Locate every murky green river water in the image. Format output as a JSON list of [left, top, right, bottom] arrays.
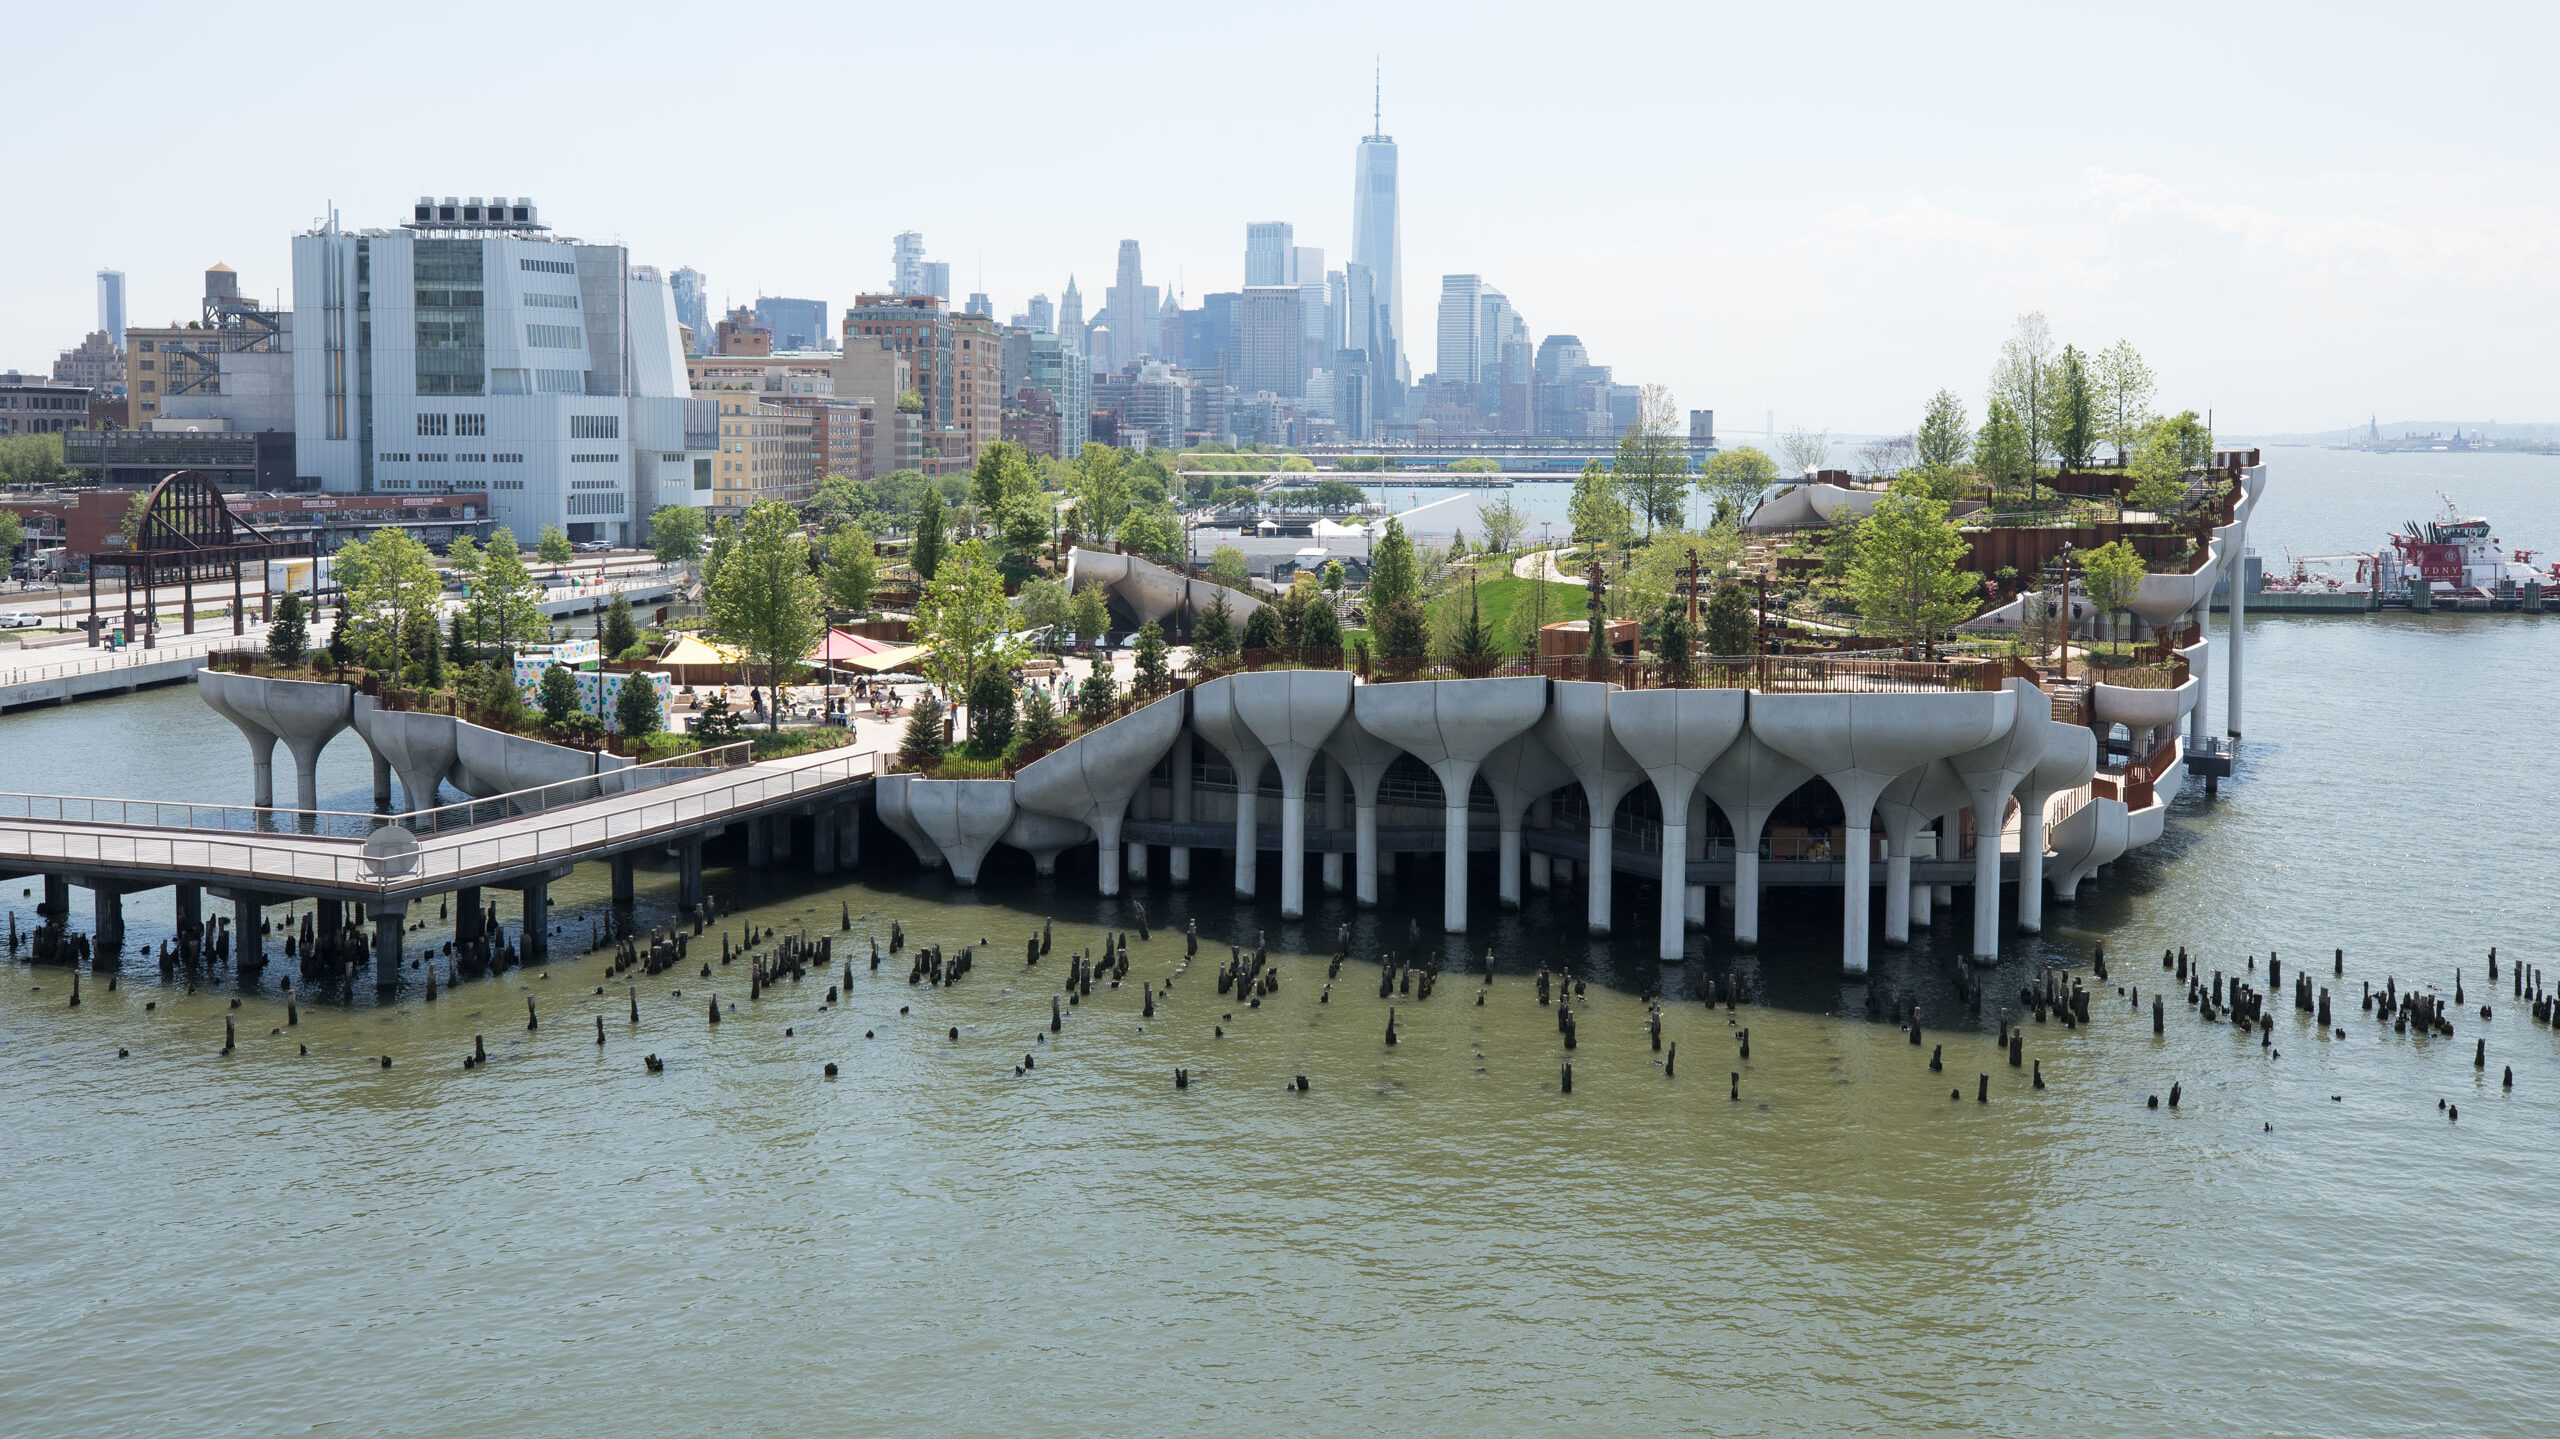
[[5, 447, 2560, 1435]]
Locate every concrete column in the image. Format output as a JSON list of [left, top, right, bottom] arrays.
[[317, 898, 343, 942], [372, 900, 407, 986], [2227, 547, 2247, 738], [1441, 792, 1472, 934], [1168, 730, 1194, 887], [1126, 840, 1150, 882], [1586, 818, 1615, 937], [1528, 851, 1551, 892], [677, 840, 703, 913], [90, 885, 124, 961], [1685, 883, 1706, 929], [244, 730, 278, 809], [2188, 603, 2212, 747], [1971, 803, 2004, 959], [611, 852, 636, 908], [1932, 883, 1953, 908], [1654, 806, 1688, 960], [1279, 765, 1310, 919], [1354, 803, 1379, 906], [1731, 823, 1764, 947], [746, 816, 770, 868], [2016, 799, 2049, 934], [1230, 756, 1262, 899], [520, 881, 549, 957], [1842, 824, 1873, 975], [1912, 876, 1934, 925], [1498, 822, 1524, 909], [1097, 809, 1125, 897], [1321, 756, 1346, 894], [371, 750, 393, 811], [810, 808, 836, 875], [236, 894, 264, 962], [42, 873, 68, 923], [1883, 842, 1912, 945], [772, 813, 793, 862], [837, 807, 860, 869]]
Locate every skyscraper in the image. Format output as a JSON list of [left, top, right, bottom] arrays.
[[754, 296, 830, 351], [1437, 274, 1485, 383], [96, 270, 126, 350], [922, 262, 952, 304], [1245, 222, 1292, 287], [966, 292, 992, 319], [1026, 294, 1055, 334], [1059, 277, 1084, 338], [893, 232, 927, 295], [1352, 76, 1406, 399], [1104, 240, 1149, 371], [669, 267, 709, 354]]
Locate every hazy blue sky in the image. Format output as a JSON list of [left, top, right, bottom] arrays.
[[10, 0, 2553, 435]]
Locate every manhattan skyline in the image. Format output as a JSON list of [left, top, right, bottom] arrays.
[[5, 1, 2555, 435]]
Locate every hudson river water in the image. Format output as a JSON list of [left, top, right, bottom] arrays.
[[6, 447, 2560, 1436]]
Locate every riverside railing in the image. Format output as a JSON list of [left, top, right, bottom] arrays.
[[0, 747, 890, 894]]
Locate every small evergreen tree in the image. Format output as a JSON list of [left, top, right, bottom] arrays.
[[965, 667, 1016, 755], [1195, 591, 1237, 659], [1704, 580, 1756, 658], [900, 691, 946, 761], [1240, 603, 1282, 652], [692, 691, 740, 743], [1076, 666, 1119, 724], [447, 610, 469, 665], [266, 591, 308, 667], [1298, 592, 1343, 657], [1132, 621, 1171, 698], [613, 675, 662, 740], [1020, 686, 1066, 747], [603, 594, 639, 658], [1448, 529, 1469, 558], [1374, 595, 1429, 663], [1649, 597, 1695, 687], [1444, 580, 1502, 677], [538, 663, 580, 728], [1584, 552, 1615, 675]]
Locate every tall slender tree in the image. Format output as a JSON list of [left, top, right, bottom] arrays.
[[705, 501, 823, 732]]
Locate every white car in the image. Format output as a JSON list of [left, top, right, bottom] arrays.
[[0, 611, 41, 629]]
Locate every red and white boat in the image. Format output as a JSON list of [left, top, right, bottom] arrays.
[[2265, 496, 2558, 598]]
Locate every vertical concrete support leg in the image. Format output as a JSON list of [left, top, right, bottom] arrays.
[[1655, 818, 1687, 961], [1168, 730, 1194, 887], [746, 816, 770, 868], [1126, 840, 1150, 882], [772, 814, 793, 862], [1442, 799, 1471, 934], [372, 901, 407, 987], [1278, 771, 1309, 920], [2016, 802, 2048, 934], [237, 894, 264, 962], [812, 808, 838, 876], [42, 873, 69, 923], [1732, 832, 1761, 947], [1231, 759, 1261, 900], [1321, 756, 1346, 894], [371, 750, 393, 811], [1586, 822, 1615, 937], [1912, 878, 1933, 925], [677, 841, 703, 913], [244, 730, 278, 810], [288, 740, 329, 818], [1972, 812, 2004, 959], [1097, 811, 1125, 898], [1498, 823, 1523, 909], [1883, 846, 1912, 946], [837, 807, 859, 869], [2227, 554, 2247, 739], [520, 881, 549, 958], [1841, 824, 1873, 975], [611, 853, 636, 909], [1932, 883, 1953, 909], [457, 885, 485, 944], [2188, 600, 2212, 745], [1353, 803, 1379, 907], [1528, 851, 1552, 892], [91, 885, 125, 961]]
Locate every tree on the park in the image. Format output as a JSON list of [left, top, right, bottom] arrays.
[[704, 501, 822, 732], [1848, 492, 1978, 654]]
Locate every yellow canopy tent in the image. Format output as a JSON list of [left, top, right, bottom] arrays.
[[843, 642, 930, 674], [657, 635, 750, 685]]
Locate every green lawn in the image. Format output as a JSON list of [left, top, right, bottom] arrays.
[[1430, 573, 1585, 637]]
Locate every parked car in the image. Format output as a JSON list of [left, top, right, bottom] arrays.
[[0, 611, 43, 629], [575, 540, 614, 554]]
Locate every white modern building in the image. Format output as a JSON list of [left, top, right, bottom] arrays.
[[292, 196, 713, 545]]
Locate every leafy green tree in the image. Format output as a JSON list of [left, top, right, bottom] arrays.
[[1070, 582, 1110, 649], [1615, 384, 1691, 534], [899, 691, 946, 762], [1019, 686, 1065, 747], [1474, 495, 1527, 554], [1016, 577, 1071, 648], [1367, 517, 1420, 608], [1194, 591, 1237, 660], [0, 432, 70, 488], [335, 528, 443, 679], [1209, 546, 1253, 588], [1568, 459, 1634, 548], [1915, 390, 1971, 472], [266, 590, 308, 666], [1848, 493, 1978, 653], [1699, 447, 1779, 528], [705, 501, 822, 732], [2155, 409, 2215, 471], [972, 441, 1053, 560], [472, 660, 527, 725], [472, 527, 545, 656], [1278, 454, 1315, 472], [1240, 602, 1282, 652], [911, 489, 945, 580], [1373, 595, 1428, 663], [650, 505, 707, 568], [1320, 559, 1346, 593], [1991, 311, 2058, 471], [444, 533, 480, 594], [602, 593, 639, 658], [1131, 621, 1172, 697], [701, 516, 738, 591], [2125, 427, 2189, 512], [822, 527, 878, 614], [537, 525, 575, 566], [964, 667, 1016, 755], [2095, 340, 2156, 465], [538, 663, 581, 727], [614, 675, 662, 740], [1704, 580, 1755, 657], [1312, 478, 1364, 510], [915, 538, 1021, 708], [1974, 399, 2033, 500], [2052, 344, 2097, 471], [1069, 443, 1131, 544], [1648, 597, 1695, 686], [1118, 506, 1181, 560], [2079, 539, 2148, 647]]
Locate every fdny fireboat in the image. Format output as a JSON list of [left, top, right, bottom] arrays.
[[2267, 496, 2557, 609]]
